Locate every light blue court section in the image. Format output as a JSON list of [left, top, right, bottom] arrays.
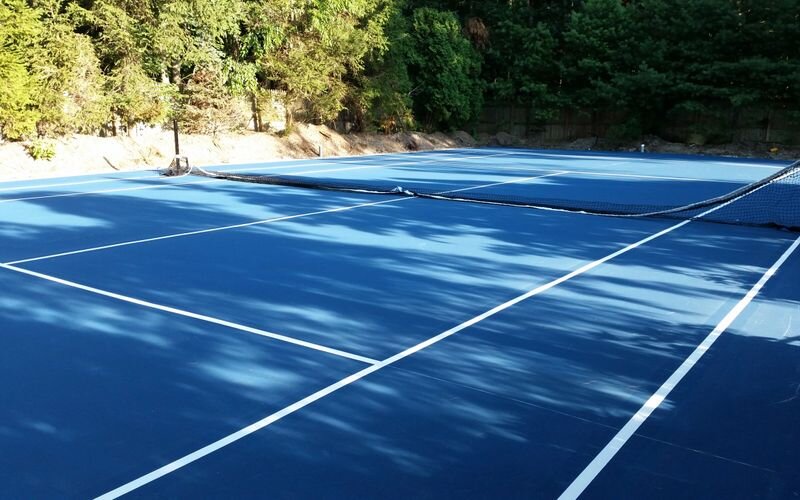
[[0, 151, 407, 193], [0, 266, 365, 498], [225, 161, 750, 206], [198, 147, 793, 211], [350, 147, 790, 178], [3, 146, 712, 264], [0, 173, 165, 202], [0, 169, 157, 192], [458, 147, 791, 170], [198, 147, 790, 185], [390, 222, 797, 423], [16, 198, 677, 360], [0, 152, 419, 200], [0, 157, 333, 200], [10, 145, 772, 265], [435, 157, 785, 184], [0, 177, 392, 263]]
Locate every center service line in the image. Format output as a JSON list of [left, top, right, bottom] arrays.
[[96, 215, 705, 499]]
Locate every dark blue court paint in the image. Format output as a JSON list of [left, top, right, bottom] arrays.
[[19, 197, 673, 359], [581, 246, 800, 499], [0, 268, 364, 498], [127, 367, 612, 499]]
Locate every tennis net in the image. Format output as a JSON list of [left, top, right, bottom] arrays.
[[163, 158, 800, 231]]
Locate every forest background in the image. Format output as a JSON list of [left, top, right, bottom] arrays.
[[1, 0, 798, 170]]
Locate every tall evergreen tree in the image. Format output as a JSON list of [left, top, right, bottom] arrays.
[[405, 7, 483, 130], [0, 0, 43, 139]]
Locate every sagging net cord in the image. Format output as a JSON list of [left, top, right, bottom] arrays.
[[628, 159, 800, 218], [162, 160, 800, 231]]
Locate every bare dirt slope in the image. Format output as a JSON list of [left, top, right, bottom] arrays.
[[0, 125, 476, 182], [2, 125, 794, 183]]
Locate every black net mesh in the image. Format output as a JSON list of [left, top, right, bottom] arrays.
[[163, 159, 800, 231]]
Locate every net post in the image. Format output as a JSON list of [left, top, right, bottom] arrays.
[[173, 119, 181, 156], [162, 119, 190, 175], [164, 155, 190, 176]]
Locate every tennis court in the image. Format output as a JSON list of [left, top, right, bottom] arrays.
[[1, 148, 798, 498]]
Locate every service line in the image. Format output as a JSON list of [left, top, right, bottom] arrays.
[[8, 170, 565, 265], [94, 212, 703, 499]]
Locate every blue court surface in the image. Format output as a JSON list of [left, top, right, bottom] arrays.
[[1, 147, 798, 499]]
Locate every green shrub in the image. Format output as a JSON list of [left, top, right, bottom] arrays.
[[26, 139, 56, 160], [606, 118, 642, 143]]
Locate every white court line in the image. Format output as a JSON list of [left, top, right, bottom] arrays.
[[93, 172, 789, 498], [0, 160, 342, 195], [7, 198, 406, 265], [94, 211, 711, 499], [0, 161, 426, 204], [0, 147, 470, 191], [0, 147, 475, 202], [200, 146, 468, 167], [0, 262, 378, 365], [0, 177, 217, 203], [0, 173, 158, 192], [558, 235, 800, 500], [0, 151, 510, 204], [708, 161, 789, 170], [180, 159, 340, 175], [4, 173, 568, 362], [210, 150, 511, 174], [7, 170, 566, 265], [0, 163, 394, 204], [0, 160, 379, 201], [570, 170, 734, 182], [476, 148, 791, 170], [443, 171, 567, 194], [448, 162, 742, 183]]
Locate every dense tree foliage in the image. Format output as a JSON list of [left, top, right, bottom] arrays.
[[0, 0, 43, 138], [405, 8, 482, 129], [0, 0, 797, 140]]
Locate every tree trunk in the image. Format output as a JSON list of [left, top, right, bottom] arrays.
[[171, 63, 182, 88], [251, 93, 263, 132], [285, 105, 294, 132], [765, 109, 773, 143]]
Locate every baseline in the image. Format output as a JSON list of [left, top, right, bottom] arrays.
[[210, 150, 511, 174], [0, 163, 400, 204], [0, 172, 158, 192], [474, 148, 788, 170], [444, 161, 743, 183]]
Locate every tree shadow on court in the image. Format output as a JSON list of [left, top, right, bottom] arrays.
[[0, 267, 367, 496], [114, 247, 800, 497], [0, 170, 798, 496]]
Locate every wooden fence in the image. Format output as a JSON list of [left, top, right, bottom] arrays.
[[475, 104, 800, 146]]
